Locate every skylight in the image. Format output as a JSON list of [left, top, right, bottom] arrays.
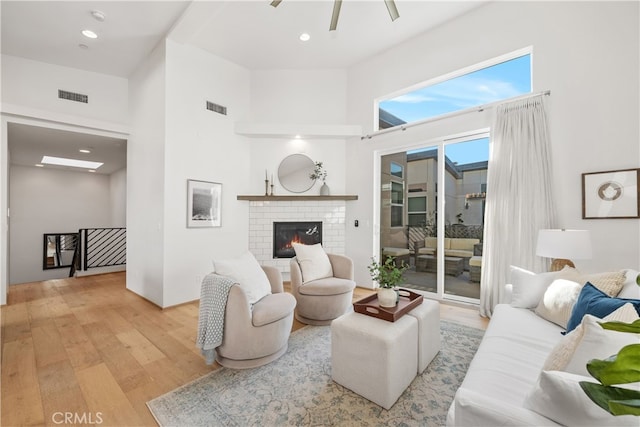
[[41, 156, 103, 169]]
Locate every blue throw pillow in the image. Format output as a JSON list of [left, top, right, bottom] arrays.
[[565, 282, 640, 333]]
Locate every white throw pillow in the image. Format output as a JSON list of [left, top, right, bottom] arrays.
[[292, 243, 333, 283], [213, 251, 272, 305], [563, 312, 640, 377], [524, 370, 640, 427], [618, 269, 640, 299], [535, 278, 582, 328], [509, 266, 564, 309], [543, 303, 640, 372]]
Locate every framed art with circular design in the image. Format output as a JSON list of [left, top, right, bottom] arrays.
[[582, 168, 640, 219]]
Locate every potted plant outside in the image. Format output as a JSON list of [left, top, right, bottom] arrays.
[[368, 256, 408, 307]]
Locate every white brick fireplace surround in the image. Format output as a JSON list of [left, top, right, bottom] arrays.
[[248, 200, 346, 278]]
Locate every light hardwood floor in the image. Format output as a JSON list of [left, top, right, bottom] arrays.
[[1, 272, 488, 426]]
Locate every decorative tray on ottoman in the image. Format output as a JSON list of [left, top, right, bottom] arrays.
[[353, 288, 423, 322]]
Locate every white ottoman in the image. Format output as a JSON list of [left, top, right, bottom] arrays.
[[331, 312, 418, 410], [405, 299, 441, 373]]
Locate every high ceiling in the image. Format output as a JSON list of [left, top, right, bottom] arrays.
[[2, 1, 488, 75], [1, 1, 191, 77], [1, 1, 489, 174], [172, 0, 488, 70]]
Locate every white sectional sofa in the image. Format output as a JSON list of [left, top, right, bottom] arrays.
[[447, 268, 640, 426]]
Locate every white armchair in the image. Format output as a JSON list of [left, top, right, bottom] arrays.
[[215, 266, 297, 369], [290, 253, 356, 325]]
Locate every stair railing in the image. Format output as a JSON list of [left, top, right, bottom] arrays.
[[71, 228, 126, 275]]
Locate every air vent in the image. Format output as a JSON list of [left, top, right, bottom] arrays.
[[206, 101, 227, 115], [58, 89, 88, 104]]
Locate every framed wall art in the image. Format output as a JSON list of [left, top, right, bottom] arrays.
[[582, 168, 639, 219], [187, 179, 222, 228]]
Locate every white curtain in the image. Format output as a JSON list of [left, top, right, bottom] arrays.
[[480, 94, 556, 317]]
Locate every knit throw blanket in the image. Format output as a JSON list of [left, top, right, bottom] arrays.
[[196, 273, 236, 365]]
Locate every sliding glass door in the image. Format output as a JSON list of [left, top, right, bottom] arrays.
[[379, 132, 488, 303], [442, 136, 488, 302]]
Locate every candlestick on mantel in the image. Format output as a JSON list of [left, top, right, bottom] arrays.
[[265, 179, 269, 196]]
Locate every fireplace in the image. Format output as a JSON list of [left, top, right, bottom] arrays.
[[273, 221, 323, 258]]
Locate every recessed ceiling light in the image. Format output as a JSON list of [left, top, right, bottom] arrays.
[[41, 156, 103, 170], [79, 149, 91, 153], [91, 10, 106, 22], [81, 29, 98, 39], [35, 164, 44, 168], [88, 170, 96, 173], [299, 33, 311, 42]]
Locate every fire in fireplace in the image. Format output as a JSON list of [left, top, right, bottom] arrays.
[[273, 221, 323, 258]]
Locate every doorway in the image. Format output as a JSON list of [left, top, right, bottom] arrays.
[[6, 121, 127, 286]]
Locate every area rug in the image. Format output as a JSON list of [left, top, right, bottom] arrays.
[[147, 320, 484, 426]]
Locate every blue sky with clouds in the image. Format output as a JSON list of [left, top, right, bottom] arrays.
[[390, 54, 531, 165], [380, 54, 531, 124]]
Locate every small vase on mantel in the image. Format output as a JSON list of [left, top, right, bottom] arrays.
[[320, 182, 330, 196], [377, 287, 398, 308]]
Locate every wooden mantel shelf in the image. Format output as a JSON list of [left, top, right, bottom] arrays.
[[237, 195, 358, 201]]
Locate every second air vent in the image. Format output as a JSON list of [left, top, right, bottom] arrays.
[[206, 101, 227, 115], [58, 90, 88, 104]]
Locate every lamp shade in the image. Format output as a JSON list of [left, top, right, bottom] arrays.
[[536, 229, 592, 260]]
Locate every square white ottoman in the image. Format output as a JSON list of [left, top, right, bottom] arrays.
[[406, 299, 441, 373], [331, 312, 418, 410]]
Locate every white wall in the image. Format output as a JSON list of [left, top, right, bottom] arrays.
[[248, 69, 349, 196], [162, 40, 251, 307], [1, 55, 129, 126], [345, 1, 640, 286], [9, 165, 112, 284], [127, 41, 167, 306], [250, 69, 347, 124], [110, 168, 127, 227]]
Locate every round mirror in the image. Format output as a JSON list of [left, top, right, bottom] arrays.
[[278, 154, 315, 193]]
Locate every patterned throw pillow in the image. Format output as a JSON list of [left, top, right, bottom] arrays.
[[561, 268, 626, 297]]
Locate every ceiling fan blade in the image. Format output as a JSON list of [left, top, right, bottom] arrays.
[[329, 0, 342, 31], [384, 0, 400, 21], [270, 0, 282, 7]]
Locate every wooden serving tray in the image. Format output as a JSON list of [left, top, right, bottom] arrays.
[[353, 288, 423, 322]]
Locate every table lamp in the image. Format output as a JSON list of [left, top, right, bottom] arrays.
[[536, 229, 592, 271]]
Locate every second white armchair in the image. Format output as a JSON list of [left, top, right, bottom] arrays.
[[290, 252, 356, 325]]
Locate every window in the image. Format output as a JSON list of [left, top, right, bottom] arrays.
[[391, 181, 404, 227], [378, 50, 532, 130], [390, 162, 403, 178], [408, 196, 427, 226]]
